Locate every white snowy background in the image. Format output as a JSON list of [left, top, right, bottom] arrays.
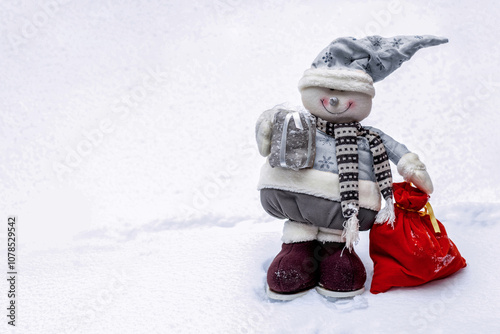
[[1, 0, 500, 333]]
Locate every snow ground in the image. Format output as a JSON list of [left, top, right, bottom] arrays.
[[1, 0, 500, 333], [10, 205, 500, 333]]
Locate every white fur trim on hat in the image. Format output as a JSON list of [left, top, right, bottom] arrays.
[[298, 68, 375, 97]]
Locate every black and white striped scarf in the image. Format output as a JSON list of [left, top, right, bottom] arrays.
[[317, 119, 395, 249]]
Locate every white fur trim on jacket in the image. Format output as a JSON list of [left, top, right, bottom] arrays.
[[281, 220, 319, 243], [257, 162, 382, 211], [298, 68, 375, 97], [397, 152, 434, 194]]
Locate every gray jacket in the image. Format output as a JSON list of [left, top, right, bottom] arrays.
[[258, 124, 412, 212], [313, 126, 410, 182]]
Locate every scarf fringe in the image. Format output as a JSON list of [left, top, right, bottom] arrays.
[[375, 198, 395, 227], [342, 213, 360, 252]]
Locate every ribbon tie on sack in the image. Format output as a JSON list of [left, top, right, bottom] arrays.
[[396, 202, 441, 233]]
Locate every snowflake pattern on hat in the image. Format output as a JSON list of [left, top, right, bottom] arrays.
[[310, 35, 448, 83]]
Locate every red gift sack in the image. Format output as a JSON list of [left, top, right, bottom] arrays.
[[369, 182, 466, 294]]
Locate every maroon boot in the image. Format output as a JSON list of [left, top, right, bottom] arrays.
[[266, 241, 320, 300], [316, 242, 366, 297]]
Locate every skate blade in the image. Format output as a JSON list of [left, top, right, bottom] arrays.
[[266, 285, 311, 301], [315, 285, 365, 298]]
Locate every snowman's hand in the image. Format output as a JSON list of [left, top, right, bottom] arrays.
[[397, 153, 434, 194], [255, 108, 278, 157], [409, 169, 434, 194]]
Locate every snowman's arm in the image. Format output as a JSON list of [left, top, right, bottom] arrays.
[[364, 126, 410, 164], [255, 108, 279, 157], [365, 126, 434, 194]]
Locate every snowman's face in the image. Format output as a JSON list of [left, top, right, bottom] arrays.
[[301, 86, 372, 123]]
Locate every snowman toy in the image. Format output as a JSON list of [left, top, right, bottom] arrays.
[[255, 35, 448, 300]]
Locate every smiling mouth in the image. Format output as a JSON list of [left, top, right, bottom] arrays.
[[322, 100, 353, 115]]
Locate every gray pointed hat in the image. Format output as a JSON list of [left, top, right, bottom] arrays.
[[298, 35, 448, 97]]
